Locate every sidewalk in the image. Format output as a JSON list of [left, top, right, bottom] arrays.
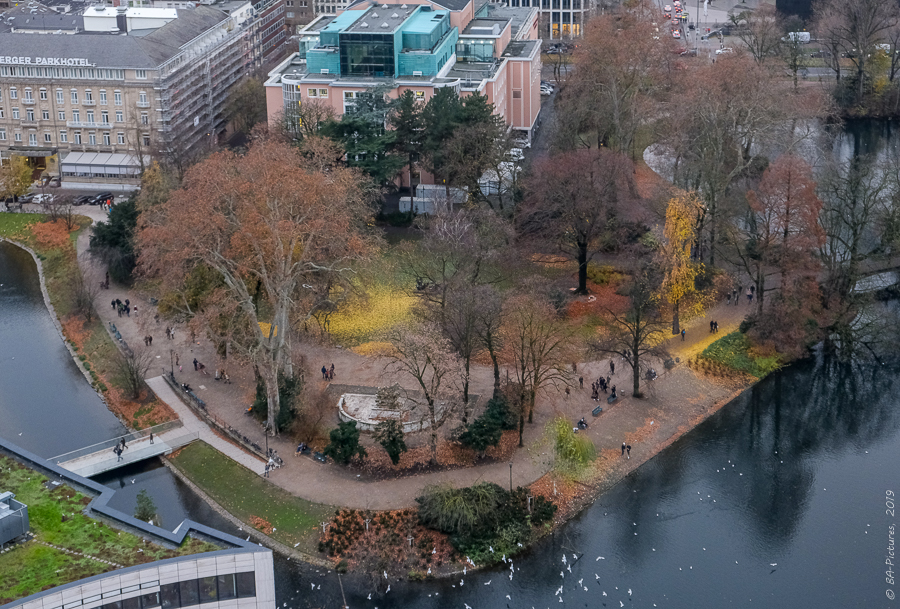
[[72, 207, 752, 510]]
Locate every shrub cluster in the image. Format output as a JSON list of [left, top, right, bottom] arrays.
[[415, 482, 557, 565]]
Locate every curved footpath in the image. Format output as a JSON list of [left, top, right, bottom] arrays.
[[59, 205, 754, 514]]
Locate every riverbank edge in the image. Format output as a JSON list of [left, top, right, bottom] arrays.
[[160, 453, 333, 569], [0, 235, 116, 417]]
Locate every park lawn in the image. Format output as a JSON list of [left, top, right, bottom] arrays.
[[700, 331, 781, 379], [167, 442, 331, 554], [0, 455, 218, 604], [0, 212, 42, 240]]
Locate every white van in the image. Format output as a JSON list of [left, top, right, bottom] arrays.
[[784, 32, 811, 44]]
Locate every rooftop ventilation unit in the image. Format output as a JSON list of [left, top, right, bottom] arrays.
[[359, 21, 368, 26], [382, 3, 388, 8], [391, 12, 398, 17], [370, 11, 378, 17], [401, 3, 407, 7], [320, 68, 330, 73], [412, 70, 422, 76], [381, 21, 390, 27]]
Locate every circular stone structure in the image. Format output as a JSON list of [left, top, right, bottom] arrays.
[[337, 392, 438, 433]]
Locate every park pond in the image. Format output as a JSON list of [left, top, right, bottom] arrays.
[[3, 230, 900, 608]]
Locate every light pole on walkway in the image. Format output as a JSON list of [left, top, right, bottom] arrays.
[[169, 349, 174, 376]]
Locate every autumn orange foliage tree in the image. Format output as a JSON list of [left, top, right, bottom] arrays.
[[137, 140, 375, 432]]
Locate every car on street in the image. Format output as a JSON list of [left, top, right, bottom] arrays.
[[32, 193, 54, 204], [73, 195, 93, 206], [90, 191, 114, 206], [672, 29, 681, 39], [664, 4, 671, 11]]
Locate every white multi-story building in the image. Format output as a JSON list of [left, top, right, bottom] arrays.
[[0, 2, 283, 189]]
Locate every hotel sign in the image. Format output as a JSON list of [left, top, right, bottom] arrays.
[[0, 56, 95, 67]]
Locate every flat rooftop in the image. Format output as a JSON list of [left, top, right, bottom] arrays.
[[344, 4, 416, 33], [501, 38, 539, 58]]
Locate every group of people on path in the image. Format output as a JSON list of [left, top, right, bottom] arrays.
[[321, 363, 335, 380], [708, 320, 719, 333], [727, 284, 756, 305], [112, 437, 128, 462], [111, 298, 132, 317], [589, 360, 618, 400]]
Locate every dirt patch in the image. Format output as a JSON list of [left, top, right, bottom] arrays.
[[357, 431, 519, 479], [30, 220, 76, 250], [103, 385, 176, 429], [319, 508, 456, 580], [249, 515, 274, 535], [624, 418, 661, 446], [61, 317, 91, 351]]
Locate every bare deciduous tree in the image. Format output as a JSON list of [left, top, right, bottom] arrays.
[[114, 345, 155, 399]]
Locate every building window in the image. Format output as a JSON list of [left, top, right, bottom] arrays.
[[103, 132, 110, 145], [319, 88, 328, 97], [73, 110, 80, 122], [89, 132, 96, 145], [307, 88, 318, 97], [0, 129, 5, 141], [0, 108, 3, 118], [26, 109, 34, 121], [39, 88, 47, 100], [116, 111, 123, 122], [14, 132, 21, 142], [42, 109, 50, 120], [71, 90, 78, 104], [100, 90, 107, 105], [286, 0, 292, 5], [58, 111, 66, 121], [135, 69, 147, 79], [85, 90, 93, 102], [56, 89, 64, 104], [287, 11, 294, 17], [60, 130, 67, 142], [141, 112, 149, 125], [101, 111, 109, 124], [87, 110, 95, 124], [12, 108, 19, 119], [10, 87, 17, 99], [513, 90, 522, 98], [117, 132, 125, 144], [29, 133, 37, 146], [44, 132, 52, 143], [114, 91, 122, 105], [139, 91, 148, 105], [0, 90, 3, 103], [142, 134, 150, 146], [74, 132, 82, 144]]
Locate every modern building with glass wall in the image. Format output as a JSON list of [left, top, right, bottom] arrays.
[[0, 437, 275, 609], [265, 0, 541, 186]]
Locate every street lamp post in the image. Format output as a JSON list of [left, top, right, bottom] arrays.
[[170, 349, 174, 376]]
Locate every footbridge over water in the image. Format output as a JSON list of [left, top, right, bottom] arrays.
[[51, 421, 198, 478]]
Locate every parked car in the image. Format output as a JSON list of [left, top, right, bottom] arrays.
[[32, 193, 54, 204], [73, 195, 93, 206], [715, 47, 734, 55], [90, 191, 114, 206]]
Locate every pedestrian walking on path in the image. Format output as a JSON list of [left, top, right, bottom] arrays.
[[114, 445, 122, 462], [681, 328, 686, 341], [621, 442, 626, 456], [610, 360, 615, 375], [579, 376, 583, 389], [329, 363, 335, 380], [626, 444, 632, 459], [193, 358, 199, 371], [149, 432, 154, 445], [321, 365, 327, 379], [710, 320, 715, 333]]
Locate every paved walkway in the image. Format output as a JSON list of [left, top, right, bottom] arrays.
[[64, 204, 752, 510]]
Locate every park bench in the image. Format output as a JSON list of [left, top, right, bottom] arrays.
[[592, 405, 603, 417]]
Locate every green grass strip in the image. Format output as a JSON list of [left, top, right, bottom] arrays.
[[0, 212, 42, 239], [168, 442, 331, 553], [699, 331, 781, 378]]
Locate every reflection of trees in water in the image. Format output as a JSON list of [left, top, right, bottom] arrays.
[[726, 353, 900, 549], [604, 354, 900, 565]]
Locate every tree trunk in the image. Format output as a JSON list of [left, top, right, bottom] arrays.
[[461, 358, 471, 424], [428, 399, 438, 465], [518, 412, 525, 447], [527, 388, 536, 424], [671, 299, 680, 335], [489, 345, 500, 400], [263, 360, 280, 435], [577, 242, 589, 295]]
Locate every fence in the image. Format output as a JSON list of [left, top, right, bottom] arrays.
[[50, 420, 184, 464], [162, 370, 269, 461]]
